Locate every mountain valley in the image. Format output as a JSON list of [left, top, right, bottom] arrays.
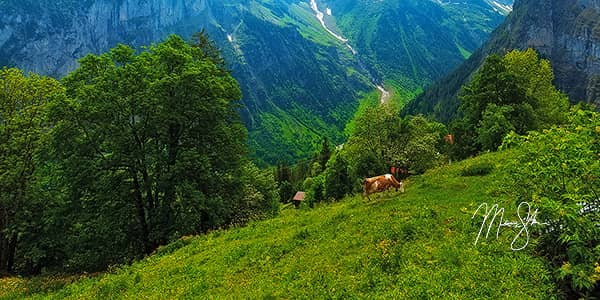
[[0, 0, 512, 163]]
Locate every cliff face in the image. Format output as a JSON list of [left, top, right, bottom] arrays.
[[0, 0, 375, 163], [0, 1, 215, 76], [515, 0, 600, 104], [1, 1, 358, 114], [404, 0, 600, 122]]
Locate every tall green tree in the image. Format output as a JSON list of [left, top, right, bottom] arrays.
[[343, 104, 445, 178], [318, 137, 332, 170], [503, 49, 569, 127], [274, 163, 294, 203], [49, 34, 253, 268], [0, 68, 63, 274], [324, 153, 352, 200], [475, 103, 515, 151], [455, 49, 569, 156], [190, 29, 226, 70]]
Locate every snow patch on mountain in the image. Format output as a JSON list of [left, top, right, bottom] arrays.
[[487, 0, 513, 15], [429, 0, 512, 15], [309, 0, 348, 43], [308, 0, 386, 102]]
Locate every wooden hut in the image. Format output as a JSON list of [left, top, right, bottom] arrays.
[[292, 192, 305, 209]]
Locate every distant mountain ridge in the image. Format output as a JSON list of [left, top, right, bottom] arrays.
[[0, 0, 512, 164], [404, 0, 600, 122]]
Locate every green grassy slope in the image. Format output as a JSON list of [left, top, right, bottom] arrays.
[[1, 151, 556, 299]]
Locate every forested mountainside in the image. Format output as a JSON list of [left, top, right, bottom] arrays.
[[324, 0, 511, 93], [404, 0, 600, 122], [0, 0, 511, 164]]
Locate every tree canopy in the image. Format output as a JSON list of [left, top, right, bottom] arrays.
[[0, 33, 279, 275], [0, 68, 64, 274], [454, 49, 569, 156]]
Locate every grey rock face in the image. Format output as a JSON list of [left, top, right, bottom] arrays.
[[510, 0, 600, 105], [0, 0, 217, 76], [406, 0, 600, 120]]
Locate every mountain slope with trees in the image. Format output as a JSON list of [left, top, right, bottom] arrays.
[[2, 37, 600, 296], [0, 0, 512, 164], [0, 151, 557, 299], [4, 102, 598, 298], [326, 0, 511, 95], [404, 0, 600, 122]]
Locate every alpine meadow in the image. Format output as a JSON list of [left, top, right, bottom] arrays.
[[1, 0, 600, 299]]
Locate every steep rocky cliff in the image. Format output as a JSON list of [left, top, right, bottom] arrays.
[[404, 0, 600, 122], [518, 0, 600, 104]]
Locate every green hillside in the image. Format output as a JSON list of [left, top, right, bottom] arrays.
[[1, 151, 556, 299]]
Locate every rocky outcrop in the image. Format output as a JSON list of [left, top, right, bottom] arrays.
[[517, 0, 600, 104], [0, 0, 220, 76]]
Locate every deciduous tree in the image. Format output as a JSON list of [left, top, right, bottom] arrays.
[[46, 34, 267, 271], [0, 68, 63, 274]]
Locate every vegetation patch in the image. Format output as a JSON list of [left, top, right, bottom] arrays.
[[3, 151, 558, 299], [460, 162, 494, 177]]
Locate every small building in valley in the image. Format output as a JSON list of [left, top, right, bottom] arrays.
[[292, 192, 305, 209]]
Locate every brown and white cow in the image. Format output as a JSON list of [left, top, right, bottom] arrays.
[[362, 174, 404, 199]]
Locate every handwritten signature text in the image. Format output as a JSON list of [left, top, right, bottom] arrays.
[[471, 202, 548, 251]]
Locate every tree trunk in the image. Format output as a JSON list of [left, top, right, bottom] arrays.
[[0, 236, 7, 275], [141, 167, 155, 210], [130, 168, 152, 254], [5, 234, 16, 273], [158, 122, 181, 242], [0, 233, 17, 275]]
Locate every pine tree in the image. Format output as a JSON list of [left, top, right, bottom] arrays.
[[319, 137, 331, 169]]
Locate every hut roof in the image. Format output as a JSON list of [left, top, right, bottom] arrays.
[[293, 191, 305, 201]]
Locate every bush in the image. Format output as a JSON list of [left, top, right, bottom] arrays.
[[460, 162, 494, 176], [502, 107, 600, 297], [303, 174, 325, 207], [324, 153, 352, 201]]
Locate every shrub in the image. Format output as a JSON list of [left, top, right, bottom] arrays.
[[502, 107, 600, 297], [461, 162, 494, 176]]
